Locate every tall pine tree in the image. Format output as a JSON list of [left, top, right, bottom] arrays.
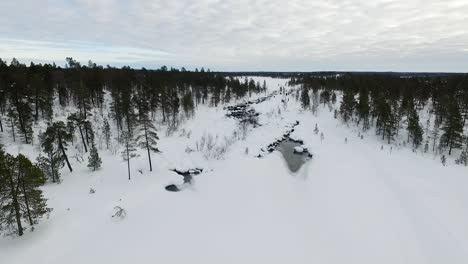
[[440, 103, 464, 155], [121, 131, 137, 180], [407, 108, 424, 148]]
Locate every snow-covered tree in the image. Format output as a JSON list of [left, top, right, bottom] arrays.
[[88, 144, 102, 171], [121, 131, 137, 180], [136, 116, 159, 172]]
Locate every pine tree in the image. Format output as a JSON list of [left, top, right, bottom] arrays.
[[0, 151, 48, 236], [7, 108, 17, 142], [357, 87, 370, 129], [331, 92, 337, 104], [407, 109, 424, 148], [10, 82, 34, 144], [121, 131, 137, 180], [300, 86, 310, 109], [36, 152, 63, 183], [340, 88, 355, 122], [182, 93, 194, 118], [14, 102, 34, 144], [87, 144, 102, 171], [0, 150, 23, 235], [16, 154, 47, 227], [224, 87, 231, 103], [440, 103, 464, 155], [170, 91, 180, 126], [375, 98, 396, 143], [136, 114, 159, 172], [67, 113, 92, 153], [41, 122, 73, 173]]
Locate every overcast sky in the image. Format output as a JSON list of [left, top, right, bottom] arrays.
[[0, 0, 467, 72]]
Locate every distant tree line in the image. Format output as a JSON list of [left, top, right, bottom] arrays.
[[0, 58, 271, 236], [0, 57, 268, 177], [292, 73, 468, 162]]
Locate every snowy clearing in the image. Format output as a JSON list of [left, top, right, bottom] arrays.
[[1, 77, 468, 264]]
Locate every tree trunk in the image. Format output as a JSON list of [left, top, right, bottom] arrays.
[[85, 125, 90, 145], [0, 117, 3, 132], [126, 142, 131, 180], [19, 169, 34, 226], [144, 122, 152, 172], [15, 102, 29, 144], [50, 152, 56, 183], [10, 117, 15, 142], [78, 126, 88, 152], [58, 133, 73, 172], [8, 172, 23, 236], [34, 87, 39, 121]]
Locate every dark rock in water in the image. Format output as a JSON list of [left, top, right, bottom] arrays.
[[166, 168, 204, 192], [165, 184, 180, 192], [225, 92, 278, 126], [260, 121, 312, 172]]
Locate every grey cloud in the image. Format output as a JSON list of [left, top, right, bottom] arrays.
[[0, 0, 467, 71]]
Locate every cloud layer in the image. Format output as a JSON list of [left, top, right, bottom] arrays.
[[1, 0, 467, 71]]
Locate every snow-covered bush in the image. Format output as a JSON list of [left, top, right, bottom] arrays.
[[195, 133, 236, 159]]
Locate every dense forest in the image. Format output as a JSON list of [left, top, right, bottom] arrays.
[[291, 73, 468, 162], [0, 57, 267, 236], [1, 57, 468, 237]]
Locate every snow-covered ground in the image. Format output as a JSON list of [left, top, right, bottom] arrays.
[[1, 77, 468, 264]]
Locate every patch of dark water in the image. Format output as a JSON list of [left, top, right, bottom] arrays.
[[276, 140, 312, 173], [165, 168, 203, 192]]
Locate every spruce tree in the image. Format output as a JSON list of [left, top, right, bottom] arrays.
[[407, 109, 424, 148], [170, 91, 180, 126], [357, 87, 370, 129], [440, 103, 464, 155], [182, 93, 195, 118], [300, 86, 310, 109], [340, 88, 355, 122], [87, 144, 102, 171]]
